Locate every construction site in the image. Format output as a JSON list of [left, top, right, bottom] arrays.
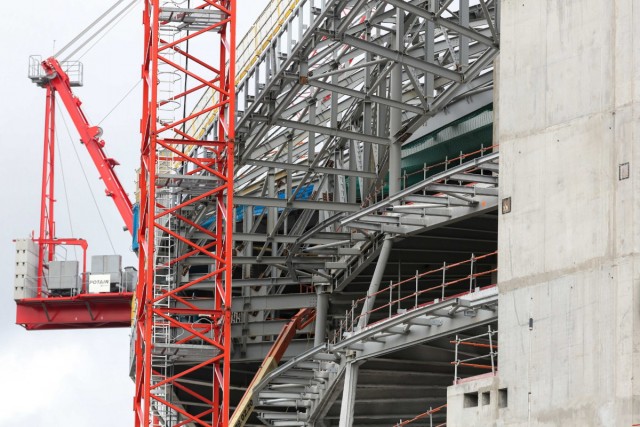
[[4, 0, 639, 426]]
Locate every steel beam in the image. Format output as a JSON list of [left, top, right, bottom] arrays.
[[338, 33, 462, 82], [274, 119, 390, 146], [384, 0, 498, 48], [235, 195, 362, 212]]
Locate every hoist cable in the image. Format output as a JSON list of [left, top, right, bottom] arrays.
[[55, 0, 127, 59], [60, 0, 139, 62], [56, 100, 117, 255]]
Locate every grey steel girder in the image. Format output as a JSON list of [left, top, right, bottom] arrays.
[[173, 292, 318, 312], [172, 0, 500, 389], [250, 287, 498, 426]]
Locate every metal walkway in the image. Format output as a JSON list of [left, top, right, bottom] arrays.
[[252, 286, 498, 426]]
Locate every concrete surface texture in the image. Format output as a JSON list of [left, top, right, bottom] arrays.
[[450, 0, 640, 425], [448, 375, 506, 426]]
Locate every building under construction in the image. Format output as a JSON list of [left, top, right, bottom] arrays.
[[11, 0, 640, 426]]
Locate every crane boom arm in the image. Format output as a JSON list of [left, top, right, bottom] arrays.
[[40, 57, 134, 233]]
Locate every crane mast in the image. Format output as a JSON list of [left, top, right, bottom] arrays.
[[134, 1, 236, 425]]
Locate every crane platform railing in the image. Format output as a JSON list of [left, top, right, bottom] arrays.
[[29, 55, 84, 87]]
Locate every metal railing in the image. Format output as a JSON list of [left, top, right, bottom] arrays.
[[401, 144, 499, 189], [394, 404, 447, 427], [452, 325, 498, 384], [332, 251, 498, 343], [28, 55, 83, 87], [235, 0, 300, 83]]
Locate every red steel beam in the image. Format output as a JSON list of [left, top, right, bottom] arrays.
[[16, 292, 134, 330], [40, 57, 134, 233], [36, 85, 56, 297]]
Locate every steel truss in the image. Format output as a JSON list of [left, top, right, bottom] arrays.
[[231, 0, 499, 280], [223, 1, 500, 424], [213, 0, 501, 358], [131, 0, 500, 423], [134, 1, 236, 426], [172, 0, 500, 371], [251, 287, 499, 426]]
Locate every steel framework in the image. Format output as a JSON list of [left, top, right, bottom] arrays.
[[15, 0, 502, 424], [218, 0, 500, 367], [223, 1, 500, 425], [134, 1, 236, 426]]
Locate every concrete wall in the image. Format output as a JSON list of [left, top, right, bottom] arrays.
[[494, 0, 640, 425], [448, 375, 506, 426]]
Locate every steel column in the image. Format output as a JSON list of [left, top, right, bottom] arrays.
[[338, 360, 360, 427], [314, 287, 329, 346], [36, 86, 56, 296]]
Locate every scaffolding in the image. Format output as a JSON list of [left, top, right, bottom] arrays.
[[452, 325, 498, 384]]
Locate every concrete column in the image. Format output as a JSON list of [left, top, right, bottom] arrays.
[[449, 1, 640, 426]]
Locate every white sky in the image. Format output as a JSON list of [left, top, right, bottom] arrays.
[[0, 1, 268, 425]]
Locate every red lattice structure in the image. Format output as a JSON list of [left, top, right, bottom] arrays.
[[134, 1, 235, 425]]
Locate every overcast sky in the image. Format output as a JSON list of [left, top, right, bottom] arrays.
[[0, 2, 267, 425]]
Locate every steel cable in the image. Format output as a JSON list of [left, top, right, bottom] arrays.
[[56, 100, 117, 255], [60, 0, 139, 62]]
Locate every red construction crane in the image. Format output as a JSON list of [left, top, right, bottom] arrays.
[[15, 1, 237, 425], [15, 56, 134, 330]]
